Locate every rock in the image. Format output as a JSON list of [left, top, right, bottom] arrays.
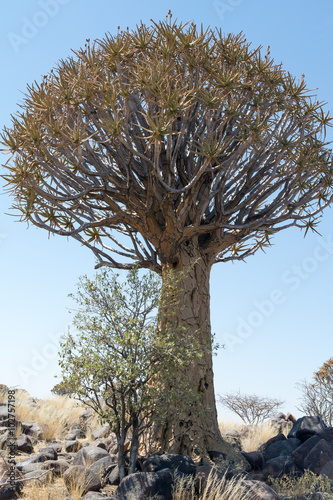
[[208, 450, 227, 463], [288, 416, 327, 442], [73, 445, 110, 467], [0, 407, 8, 420], [194, 465, 241, 492], [90, 439, 108, 450], [44, 442, 62, 453], [109, 439, 130, 455], [292, 435, 321, 470], [108, 464, 121, 485], [303, 439, 333, 474], [16, 462, 45, 474], [65, 433, 78, 441], [88, 455, 117, 478], [65, 440, 82, 453], [38, 447, 58, 460], [22, 469, 53, 484], [41, 459, 70, 476], [142, 453, 197, 475], [16, 449, 57, 471], [319, 459, 333, 479], [81, 493, 113, 500], [21, 422, 43, 439], [241, 451, 265, 470], [316, 427, 333, 443], [259, 433, 286, 454], [262, 456, 301, 479], [241, 479, 281, 499], [91, 424, 110, 440], [16, 434, 33, 453], [269, 413, 294, 434], [112, 469, 174, 500], [264, 438, 301, 461], [63, 465, 101, 496], [0, 461, 23, 499], [70, 428, 85, 439]]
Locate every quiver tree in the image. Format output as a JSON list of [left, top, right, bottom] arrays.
[[297, 358, 333, 426], [1, 16, 333, 458]]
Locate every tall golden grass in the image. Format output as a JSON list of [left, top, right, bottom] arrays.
[[219, 419, 286, 452], [0, 389, 99, 441], [172, 470, 256, 500]]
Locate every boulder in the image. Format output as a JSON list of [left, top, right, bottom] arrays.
[[16, 434, 33, 453], [241, 479, 281, 499], [0, 461, 22, 499], [88, 455, 117, 478], [316, 427, 333, 443], [319, 459, 333, 479], [241, 451, 265, 470], [288, 416, 327, 442], [262, 456, 301, 479], [44, 442, 62, 453], [65, 432, 78, 441], [90, 439, 108, 450], [108, 464, 121, 485], [81, 493, 113, 500], [41, 459, 70, 476], [91, 425, 110, 440], [38, 447, 58, 460], [63, 465, 101, 496], [0, 407, 8, 420], [73, 445, 110, 467], [21, 422, 43, 439], [292, 435, 321, 470], [264, 438, 301, 461], [303, 439, 333, 474], [194, 465, 242, 492], [142, 453, 197, 475], [16, 449, 57, 471], [16, 462, 44, 475], [65, 440, 82, 453], [112, 469, 174, 500], [259, 433, 286, 454], [70, 428, 85, 439]]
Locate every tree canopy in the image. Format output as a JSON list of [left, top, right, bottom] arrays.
[[2, 16, 333, 272]]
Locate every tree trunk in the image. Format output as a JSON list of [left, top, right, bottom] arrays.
[[154, 239, 245, 464]]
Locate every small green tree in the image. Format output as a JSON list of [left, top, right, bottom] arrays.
[[59, 266, 208, 479]]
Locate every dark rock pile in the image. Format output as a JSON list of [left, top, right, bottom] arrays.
[[1, 407, 333, 499]]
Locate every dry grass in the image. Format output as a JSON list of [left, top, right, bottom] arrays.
[[219, 419, 285, 452], [18, 476, 68, 500], [0, 389, 96, 441], [269, 469, 333, 498], [172, 470, 256, 500]]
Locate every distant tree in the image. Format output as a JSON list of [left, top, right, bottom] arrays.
[[297, 358, 333, 426], [59, 266, 207, 480], [219, 392, 284, 425], [2, 15, 333, 456], [51, 381, 70, 396]]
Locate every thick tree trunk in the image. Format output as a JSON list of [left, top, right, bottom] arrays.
[[154, 239, 245, 465]]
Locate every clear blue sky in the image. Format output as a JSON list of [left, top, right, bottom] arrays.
[[1, 0, 333, 422]]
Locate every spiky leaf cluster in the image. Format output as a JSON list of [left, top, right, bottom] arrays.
[[2, 16, 333, 269]]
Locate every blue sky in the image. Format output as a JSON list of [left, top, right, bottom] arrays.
[[1, 0, 333, 422]]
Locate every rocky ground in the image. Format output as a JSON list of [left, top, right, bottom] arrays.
[[1, 401, 333, 499]]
